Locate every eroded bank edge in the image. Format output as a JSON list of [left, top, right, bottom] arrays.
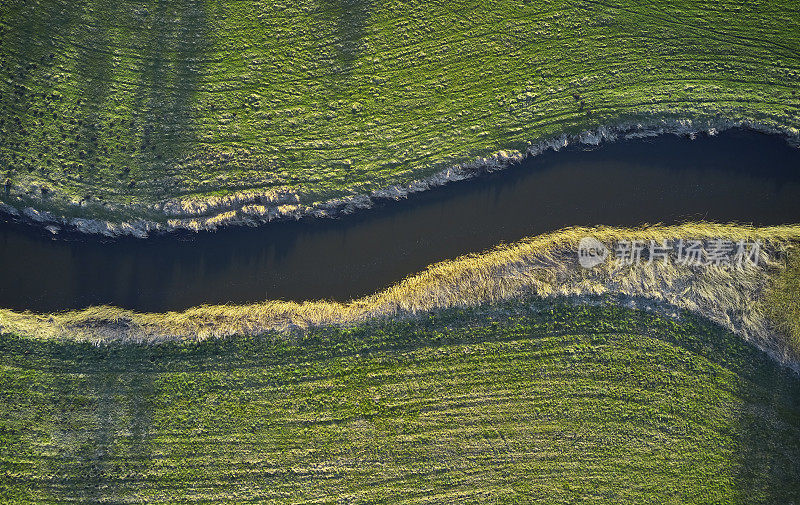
[[2, 117, 798, 238]]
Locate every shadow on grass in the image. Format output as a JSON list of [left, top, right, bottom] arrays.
[[732, 355, 800, 503], [0, 0, 210, 199], [127, 0, 209, 195], [316, 0, 373, 69], [40, 367, 156, 503], [0, 0, 84, 176]]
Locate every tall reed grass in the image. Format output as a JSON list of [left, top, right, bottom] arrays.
[[1, 222, 798, 361]]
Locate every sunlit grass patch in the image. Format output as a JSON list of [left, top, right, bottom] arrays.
[[766, 249, 800, 357]]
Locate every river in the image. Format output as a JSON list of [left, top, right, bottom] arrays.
[[1, 128, 799, 312]]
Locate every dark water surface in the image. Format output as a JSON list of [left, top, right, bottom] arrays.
[[2, 129, 800, 313]]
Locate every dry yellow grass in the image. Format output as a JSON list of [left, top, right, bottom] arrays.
[[1, 222, 798, 360]]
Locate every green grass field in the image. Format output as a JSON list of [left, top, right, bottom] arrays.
[[1, 0, 799, 228], [2, 300, 799, 503], [2, 3, 800, 502]]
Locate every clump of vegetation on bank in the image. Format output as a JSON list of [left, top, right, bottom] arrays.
[[1, 0, 799, 227], [2, 222, 798, 363], [766, 249, 800, 353], [1, 302, 799, 503]]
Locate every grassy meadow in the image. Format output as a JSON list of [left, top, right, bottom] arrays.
[[2, 300, 800, 503], [1, 0, 799, 228]]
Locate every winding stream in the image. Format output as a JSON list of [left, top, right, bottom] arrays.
[[2, 129, 800, 313]]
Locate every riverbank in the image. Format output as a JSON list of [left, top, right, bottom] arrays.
[[2, 0, 799, 236], [4, 127, 799, 313], [2, 223, 798, 367], [1, 120, 799, 237]]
